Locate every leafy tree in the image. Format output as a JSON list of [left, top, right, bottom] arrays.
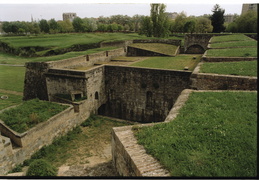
[[139, 16, 153, 37], [171, 12, 187, 33], [184, 19, 196, 33], [97, 24, 108, 32], [57, 20, 74, 33], [150, 3, 170, 37], [49, 19, 59, 34], [210, 4, 225, 33], [72, 17, 84, 32], [39, 19, 50, 33], [236, 11, 257, 33], [196, 17, 213, 33]]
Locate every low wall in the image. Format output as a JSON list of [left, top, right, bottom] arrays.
[[0, 99, 93, 175], [190, 62, 257, 90]]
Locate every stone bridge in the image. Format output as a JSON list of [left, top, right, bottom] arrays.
[[184, 34, 213, 54]]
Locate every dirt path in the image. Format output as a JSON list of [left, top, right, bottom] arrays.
[[0, 89, 23, 96], [57, 116, 137, 176]]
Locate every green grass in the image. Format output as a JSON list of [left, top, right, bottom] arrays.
[[0, 47, 116, 65], [0, 98, 68, 133], [130, 55, 201, 71], [200, 60, 257, 76], [0, 65, 25, 92], [128, 43, 179, 56], [206, 47, 257, 57], [210, 34, 254, 43], [210, 40, 257, 48], [0, 93, 23, 110], [134, 91, 257, 177]]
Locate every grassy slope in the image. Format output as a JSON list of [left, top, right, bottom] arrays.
[[200, 60, 257, 76], [210, 34, 254, 43], [210, 40, 257, 48], [130, 55, 201, 71], [135, 91, 257, 177], [128, 43, 178, 56], [206, 47, 257, 57], [0, 65, 25, 92]]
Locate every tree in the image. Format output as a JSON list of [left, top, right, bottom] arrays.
[[210, 4, 225, 33], [183, 19, 196, 33], [72, 17, 84, 32], [139, 16, 153, 37], [57, 20, 74, 33], [171, 12, 187, 33], [39, 19, 50, 33], [196, 17, 213, 33], [150, 3, 170, 37], [49, 19, 59, 34], [235, 11, 257, 33]]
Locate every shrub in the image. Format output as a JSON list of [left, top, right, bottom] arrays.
[[26, 159, 57, 176]]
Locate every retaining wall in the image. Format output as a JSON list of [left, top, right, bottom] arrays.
[[99, 66, 192, 123]]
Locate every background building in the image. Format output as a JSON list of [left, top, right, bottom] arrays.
[[63, 13, 77, 21], [165, 12, 178, 20], [241, 4, 258, 14]]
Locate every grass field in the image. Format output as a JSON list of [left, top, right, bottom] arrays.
[[130, 55, 201, 71], [134, 91, 257, 177], [210, 34, 254, 43], [0, 47, 116, 65], [0, 93, 23, 110], [128, 43, 179, 56], [210, 40, 257, 48], [0, 65, 25, 92], [206, 47, 257, 57], [0, 98, 68, 133], [200, 60, 257, 76]]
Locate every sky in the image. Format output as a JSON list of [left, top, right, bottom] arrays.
[[0, 0, 257, 22]]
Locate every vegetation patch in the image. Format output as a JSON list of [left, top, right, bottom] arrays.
[[210, 34, 254, 43], [128, 43, 178, 56], [200, 60, 257, 76], [209, 40, 257, 48], [26, 159, 57, 176], [0, 93, 23, 110], [130, 55, 201, 71], [206, 47, 257, 57], [0, 98, 68, 133], [0, 65, 25, 92], [134, 91, 257, 177]]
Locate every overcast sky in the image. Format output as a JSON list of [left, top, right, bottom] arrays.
[[0, 0, 257, 22]]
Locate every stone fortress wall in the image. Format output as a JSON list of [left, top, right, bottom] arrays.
[[0, 35, 257, 175]]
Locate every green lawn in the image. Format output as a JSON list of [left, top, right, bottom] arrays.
[[130, 55, 201, 71], [210, 40, 257, 48], [210, 34, 254, 43], [206, 47, 257, 57], [0, 98, 68, 133], [200, 60, 257, 76], [0, 65, 25, 92], [128, 43, 179, 56], [134, 91, 257, 177], [0, 47, 116, 65], [0, 93, 23, 110]]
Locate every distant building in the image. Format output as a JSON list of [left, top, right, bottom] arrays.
[[241, 4, 258, 15], [224, 14, 236, 23], [165, 12, 178, 20], [63, 13, 77, 21]]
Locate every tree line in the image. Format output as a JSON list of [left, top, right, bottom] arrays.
[[0, 4, 257, 36]]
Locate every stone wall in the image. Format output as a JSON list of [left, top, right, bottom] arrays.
[[133, 39, 181, 46], [99, 66, 192, 123], [46, 66, 107, 114], [23, 48, 126, 101], [184, 34, 213, 54]]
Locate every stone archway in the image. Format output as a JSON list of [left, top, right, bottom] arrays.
[[185, 44, 205, 54]]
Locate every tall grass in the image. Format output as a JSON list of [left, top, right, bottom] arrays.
[[135, 91, 257, 177]]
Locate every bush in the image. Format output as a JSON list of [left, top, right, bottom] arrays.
[[26, 159, 57, 176]]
